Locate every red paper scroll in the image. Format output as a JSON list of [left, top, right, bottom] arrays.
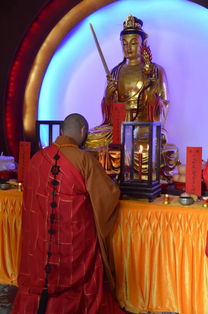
[[112, 103, 126, 144], [206, 231, 208, 257], [186, 147, 202, 196], [18, 141, 31, 183]]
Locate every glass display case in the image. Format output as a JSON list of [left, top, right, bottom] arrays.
[[119, 122, 161, 201]]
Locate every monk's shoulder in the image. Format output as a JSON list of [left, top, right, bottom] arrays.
[[80, 149, 101, 167]]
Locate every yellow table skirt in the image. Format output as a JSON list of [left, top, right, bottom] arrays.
[[111, 197, 208, 314], [1, 190, 208, 314], [0, 189, 22, 285]]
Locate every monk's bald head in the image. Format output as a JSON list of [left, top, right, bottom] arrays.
[[61, 113, 89, 146]]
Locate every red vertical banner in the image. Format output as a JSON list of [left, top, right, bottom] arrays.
[[18, 141, 31, 183], [186, 147, 202, 196], [206, 231, 208, 257], [112, 103, 126, 144], [138, 150, 143, 181]]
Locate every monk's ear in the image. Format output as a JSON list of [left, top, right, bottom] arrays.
[[81, 125, 86, 137], [81, 125, 88, 145]]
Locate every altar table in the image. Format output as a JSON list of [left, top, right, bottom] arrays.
[[1, 191, 208, 314], [0, 189, 22, 285], [111, 197, 208, 314]]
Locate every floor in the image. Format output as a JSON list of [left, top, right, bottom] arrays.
[[0, 284, 18, 314], [0, 284, 178, 314]]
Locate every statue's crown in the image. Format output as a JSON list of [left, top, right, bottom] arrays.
[[121, 15, 148, 40], [123, 15, 143, 31]]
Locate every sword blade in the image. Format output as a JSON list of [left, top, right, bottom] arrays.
[[89, 23, 111, 76]]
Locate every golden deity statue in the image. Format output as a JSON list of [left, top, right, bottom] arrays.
[[85, 15, 179, 179]]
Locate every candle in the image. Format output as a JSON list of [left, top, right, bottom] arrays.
[[202, 196, 208, 208], [18, 182, 22, 192], [138, 145, 143, 181], [163, 194, 169, 205]]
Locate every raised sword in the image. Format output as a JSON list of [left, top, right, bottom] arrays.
[[89, 23, 111, 78]]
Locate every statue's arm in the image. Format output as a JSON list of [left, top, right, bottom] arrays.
[[101, 62, 124, 125], [157, 65, 169, 101], [101, 75, 118, 125], [155, 65, 170, 126]]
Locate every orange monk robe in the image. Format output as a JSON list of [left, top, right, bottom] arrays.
[[54, 136, 120, 291]]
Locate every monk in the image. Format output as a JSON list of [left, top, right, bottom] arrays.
[[12, 113, 124, 314]]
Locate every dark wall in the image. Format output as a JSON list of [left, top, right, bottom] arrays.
[[0, 0, 207, 156], [191, 0, 208, 7], [0, 0, 50, 154]]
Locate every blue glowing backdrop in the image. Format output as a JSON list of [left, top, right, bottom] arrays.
[[38, 0, 208, 163]]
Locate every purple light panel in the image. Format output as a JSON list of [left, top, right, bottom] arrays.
[[38, 0, 208, 162]]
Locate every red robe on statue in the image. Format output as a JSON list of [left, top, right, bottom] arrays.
[[12, 137, 124, 314]]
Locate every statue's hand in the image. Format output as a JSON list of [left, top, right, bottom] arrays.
[[105, 75, 117, 99]]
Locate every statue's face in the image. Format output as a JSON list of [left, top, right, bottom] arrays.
[[121, 34, 142, 60]]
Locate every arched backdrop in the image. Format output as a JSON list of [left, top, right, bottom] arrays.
[[5, 0, 208, 163]]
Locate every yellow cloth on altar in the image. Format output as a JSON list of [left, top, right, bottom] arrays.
[[1, 190, 208, 314], [111, 197, 208, 314], [0, 189, 22, 285]]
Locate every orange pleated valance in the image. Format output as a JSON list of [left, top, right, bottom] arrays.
[[1, 190, 208, 314], [0, 189, 22, 285], [111, 198, 208, 314]]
